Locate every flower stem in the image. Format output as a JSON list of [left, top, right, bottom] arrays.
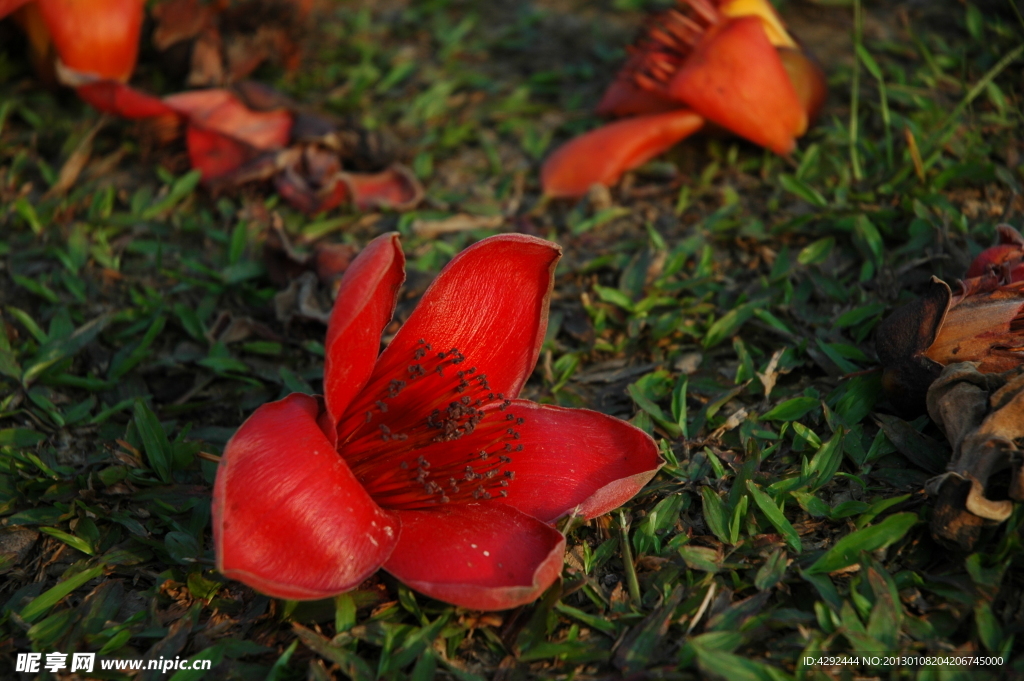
[[617, 509, 642, 605]]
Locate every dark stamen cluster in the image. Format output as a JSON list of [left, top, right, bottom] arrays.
[[339, 339, 524, 510]]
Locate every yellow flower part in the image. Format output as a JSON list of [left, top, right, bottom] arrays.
[[720, 0, 797, 49]]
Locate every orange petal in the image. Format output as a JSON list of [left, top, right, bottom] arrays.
[[36, 0, 143, 82], [541, 109, 704, 199], [667, 16, 805, 155]]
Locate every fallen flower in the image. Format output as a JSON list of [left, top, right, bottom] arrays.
[[35, 71, 423, 214], [542, 0, 826, 199], [876, 275, 1024, 414], [3, 1, 419, 214], [213, 234, 663, 609]]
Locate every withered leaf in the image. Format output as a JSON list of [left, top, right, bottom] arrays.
[[925, 363, 1024, 550], [876, 277, 951, 414]]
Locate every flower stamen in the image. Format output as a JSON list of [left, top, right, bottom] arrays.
[[338, 339, 521, 510]]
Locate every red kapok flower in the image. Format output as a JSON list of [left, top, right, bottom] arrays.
[[541, 0, 827, 199], [212, 233, 663, 609]]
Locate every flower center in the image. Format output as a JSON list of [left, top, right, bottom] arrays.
[[337, 340, 522, 510]]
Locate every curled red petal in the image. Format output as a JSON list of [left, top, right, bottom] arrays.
[[668, 16, 805, 155], [383, 503, 565, 610], [164, 89, 292, 150], [341, 164, 424, 212], [541, 110, 704, 199], [324, 234, 405, 428], [494, 401, 662, 523], [596, 78, 682, 118], [340, 235, 560, 437], [37, 0, 143, 82], [967, 245, 1024, 279], [966, 226, 1024, 279], [213, 393, 399, 600]]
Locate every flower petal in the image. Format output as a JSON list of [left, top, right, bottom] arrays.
[[75, 80, 178, 118], [324, 234, 405, 427], [341, 164, 424, 212], [966, 225, 1024, 279], [667, 16, 805, 155], [494, 401, 662, 523], [37, 0, 144, 82], [352, 234, 560, 420], [383, 503, 564, 610], [186, 125, 256, 180], [541, 110, 704, 199], [213, 393, 399, 600], [163, 89, 293, 150]]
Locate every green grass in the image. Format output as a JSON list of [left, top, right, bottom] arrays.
[[1, 0, 1023, 679]]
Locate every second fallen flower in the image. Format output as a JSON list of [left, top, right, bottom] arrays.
[[542, 0, 827, 199]]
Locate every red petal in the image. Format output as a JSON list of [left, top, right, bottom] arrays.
[[213, 393, 398, 600], [383, 503, 564, 610], [341, 164, 424, 212], [966, 245, 1024, 279], [164, 89, 292, 150], [185, 125, 255, 180], [596, 78, 682, 118], [966, 226, 1024, 278], [324, 234, 406, 427], [75, 81, 178, 118], [494, 401, 662, 523], [344, 235, 560, 432], [667, 16, 805, 155], [37, 0, 143, 82], [541, 110, 704, 199]]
